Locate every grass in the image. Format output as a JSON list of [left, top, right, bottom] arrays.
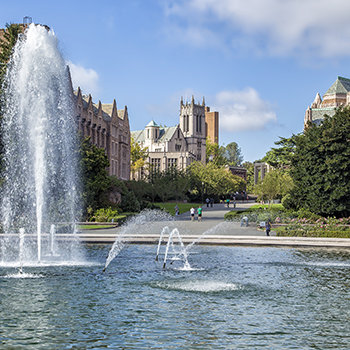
[[77, 224, 116, 230], [154, 202, 202, 216], [249, 204, 284, 210]]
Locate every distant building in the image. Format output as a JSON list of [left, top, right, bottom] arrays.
[[304, 76, 350, 128], [205, 107, 219, 144], [228, 166, 247, 181], [254, 162, 273, 185], [74, 88, 131, 180], [132, 96, 219, 179]]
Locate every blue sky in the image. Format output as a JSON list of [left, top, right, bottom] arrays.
[[2, 0, 350, 162]]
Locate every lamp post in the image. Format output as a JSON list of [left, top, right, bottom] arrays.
[[202, 181, 204, 204]]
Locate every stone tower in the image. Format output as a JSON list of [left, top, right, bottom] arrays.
[[179, 95, 206, 162]]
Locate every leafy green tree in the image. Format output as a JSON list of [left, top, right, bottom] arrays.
[[0, 23, 22, 92], [255, 169, 293, 205], [188, 161, 245, 199], [0, 23, 23, 173], [224, 142, 244, 166], [80, 136, 110, 213], [289, 107, 350, 217], [130, 134, 148, 179], [206, 137, 226, 166], [242, 161, 255, 193]]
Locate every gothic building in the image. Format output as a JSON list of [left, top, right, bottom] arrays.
[[131, 96, 216, 178], [74, 88, 131, 180], [304, 76, 350, 128]]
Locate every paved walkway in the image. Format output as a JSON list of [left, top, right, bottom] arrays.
[[74, 202, 350, 249]]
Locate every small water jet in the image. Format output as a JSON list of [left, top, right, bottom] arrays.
[[0, 24, 83, 267], [162, 228, 189, 269], [103, 209, 173, 271]]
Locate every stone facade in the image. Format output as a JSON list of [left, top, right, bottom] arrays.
[[304, 76, 350, 128], [74, 88, 131, 180], [254, 162, 273, 185], [132, 96, 216, 178]]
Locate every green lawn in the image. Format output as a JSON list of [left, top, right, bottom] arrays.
[[249, 203, 284, 210], [154, 202, 202, 216], [77, 224, 117, 230]]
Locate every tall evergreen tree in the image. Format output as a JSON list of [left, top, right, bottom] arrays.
[[288, 107, 350, 217]]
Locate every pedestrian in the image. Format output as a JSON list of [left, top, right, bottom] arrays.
[[197, 206, 202, 222], [210, 198, 213, 207], [175, 205, 179, 216], [206, 197, 209, 207], [190, 207, 195, 221], [226, 198, 230, 208], [265, 221, 271, 236]]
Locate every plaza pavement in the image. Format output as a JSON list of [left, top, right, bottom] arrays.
[[75, 201, 350, 249]]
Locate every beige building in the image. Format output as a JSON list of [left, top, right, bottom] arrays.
[[304, 76, 350, 128], [74, 87, 131, 180], [132, 96, 218, 178], [254, 162, 273, 185]]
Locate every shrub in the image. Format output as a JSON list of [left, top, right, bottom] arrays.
[[121, 190, 140, 213], [91, 207, 119, 222], [297, 208, 321, 222]]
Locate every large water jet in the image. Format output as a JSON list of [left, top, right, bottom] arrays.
[[0, 24, 82, 266]]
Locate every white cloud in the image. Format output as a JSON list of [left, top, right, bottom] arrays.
[[68, 61, 99, 96], [163, 0, 350, 58], [212, 88, 277, 132]]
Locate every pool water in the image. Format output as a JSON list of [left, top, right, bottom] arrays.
[[1, 245, 350, 349]]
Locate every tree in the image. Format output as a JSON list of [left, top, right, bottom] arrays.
[[188, 161, 245, 199], [206, 137, 226, 166], [224, 142, 244, 166], [80, 136, 110, 213], [147, 167, 190, 203], [263, 136, 297, 169], [0, 23, 23, 174], [242, 161, 255, 193], [288, 106, 350, 217], [255, 169, 293, 205], [130, 134, 148, 179], [0, 23, 22, 90]]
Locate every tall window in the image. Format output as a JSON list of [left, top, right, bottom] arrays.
[[151, 158, 161, 171], [168, 158, 177, 168]]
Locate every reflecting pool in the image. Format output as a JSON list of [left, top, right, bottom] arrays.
[[2, 245, 350, 349]]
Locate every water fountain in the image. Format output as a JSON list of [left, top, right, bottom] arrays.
[[0, 24, 83, 268]]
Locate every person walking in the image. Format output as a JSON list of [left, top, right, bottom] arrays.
[[190, 207, 195, 221], [265, 221, 271, 236], [206, 198, 209, 207], [197, 206, 202, 222]]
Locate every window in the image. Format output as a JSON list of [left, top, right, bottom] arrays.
[[175, 144, 181, 151], [151, 158, 161, 171], [168, 158, 177, 168]]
